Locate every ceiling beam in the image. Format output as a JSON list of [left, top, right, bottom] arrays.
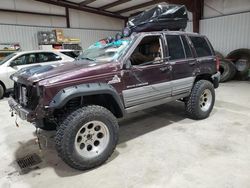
[[116, 0, 194, 14], [79, 0, 96, 6], [115, 0, 167, 14], [65, 7, 70, 28], [0, 8, 66, 17], [99, 0, 132, 10], [35, 0, 126, 19], [192, 0, 203, 33]]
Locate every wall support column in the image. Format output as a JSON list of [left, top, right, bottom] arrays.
[[65, 7, 70, 28]]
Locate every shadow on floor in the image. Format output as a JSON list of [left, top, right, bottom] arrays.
[[12, 101, 187, 177]]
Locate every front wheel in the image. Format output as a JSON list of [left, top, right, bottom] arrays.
[[185, 80, 215, 120], [0, 84, 4, 99], [55, 105, 119, 170]]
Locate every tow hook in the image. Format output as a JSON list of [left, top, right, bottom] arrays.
[[35, 128, 42, 150]]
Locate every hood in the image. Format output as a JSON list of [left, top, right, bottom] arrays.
[[11, 60, 118, 86]]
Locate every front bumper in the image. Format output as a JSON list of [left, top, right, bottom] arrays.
[[212, 72, 221, 88], [8, 97, 35, 122]]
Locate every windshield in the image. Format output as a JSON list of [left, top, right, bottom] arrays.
[[0, 53, 17, 65], [78, 39, 131, 63]]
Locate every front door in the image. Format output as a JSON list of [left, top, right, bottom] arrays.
[[6, 53, 38, 88], [121, 34, 172, 108]]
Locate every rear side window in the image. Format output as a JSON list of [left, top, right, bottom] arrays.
[[181, 36, 193, 58], [61, 51, 78, 58], [38, 53, 62, 63], [190, 36, 212, 57], [166, 35, 185, 60]]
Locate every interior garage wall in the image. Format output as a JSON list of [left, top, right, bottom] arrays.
[[204, 0, 250, 18], [69, 9, 124, 31], [0, 0, 66, 27], [0, 0, 124, 29], [200, 12, 250, 56], [0, 0, 124, 50], [0, 24, 118, 50], [186, 22, 193, 33], [201, 0, 250, 55]]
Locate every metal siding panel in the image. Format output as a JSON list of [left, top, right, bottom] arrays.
[[68, 9, 124, 30], [200, 12, 250, 56], [186, 22, 193, 32], [0, 24, 118, 50]]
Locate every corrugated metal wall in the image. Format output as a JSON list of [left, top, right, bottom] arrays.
[[0, 22, 193, 51], [0, 24, 119, 50], [200, 12, 250, 56], [186, 22, 193, 33]]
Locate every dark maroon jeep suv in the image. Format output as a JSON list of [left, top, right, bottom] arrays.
[[9, 31, 220, 170]]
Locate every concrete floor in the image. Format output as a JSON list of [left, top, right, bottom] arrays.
[[0, 81, 250, 188]]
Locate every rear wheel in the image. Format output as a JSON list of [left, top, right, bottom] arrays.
[[55, 105, 119, 170], [185, 80, 215, 120]]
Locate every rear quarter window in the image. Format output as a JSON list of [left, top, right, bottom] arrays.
[[189, 36, 212, 57]]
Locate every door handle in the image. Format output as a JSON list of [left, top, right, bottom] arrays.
[[160, 66, 172, 72]]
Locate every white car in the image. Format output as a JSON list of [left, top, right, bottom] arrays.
[[0, 50, 75, 98]]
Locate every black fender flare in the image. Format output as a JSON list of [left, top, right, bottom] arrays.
[[49, 83, 125, 116]]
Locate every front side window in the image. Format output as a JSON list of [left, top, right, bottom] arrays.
[[189, 36, 212, 57], [78, 38, 131, 63], [11, 53, 37, 66], [38, 53, 61, 63], [166, 35, 185, 60], [130, 35, 163, 66]]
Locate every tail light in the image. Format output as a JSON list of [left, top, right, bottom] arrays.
[[216, 57, 220, 71]]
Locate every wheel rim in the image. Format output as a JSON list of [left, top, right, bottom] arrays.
[[74, 121, 110, 159], [199, 89, 212, 112], [236, 59, 248, 71]]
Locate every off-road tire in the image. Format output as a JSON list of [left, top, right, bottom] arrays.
[[55, 105, 119, 170], [219, 59, 231, 82], [185, 80, 215, 120], [227, 60, 237, 81], [226, 48, 250, 80], [0, 84, 4, 99]]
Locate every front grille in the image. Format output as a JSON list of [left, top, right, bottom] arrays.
[[14, 83, 40, 110]]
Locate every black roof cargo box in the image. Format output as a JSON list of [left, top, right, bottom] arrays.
[[127, 4, 188, 32]]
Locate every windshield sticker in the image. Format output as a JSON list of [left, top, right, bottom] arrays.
[[108, 75, 121, 84]]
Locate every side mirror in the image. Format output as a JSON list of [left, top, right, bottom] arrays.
[[9, 61, 18, 67], [124, 59, 132, 69]]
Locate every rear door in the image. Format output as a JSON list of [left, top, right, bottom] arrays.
[[165, 34, 195, 96], [188, 36, 216, 74]]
